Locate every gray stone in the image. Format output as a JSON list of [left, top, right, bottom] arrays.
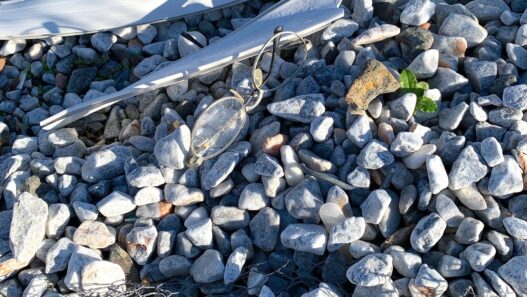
[[390, 132, 423, 158], [321, 19, 359, 42], [439, 14, 487, 47], [298, 149, 337, 173], [439, 102, 468, 131], [351, 25, 401, 46], [73, 221, 115, 249], [10, 192, 48, 263], [81, 145, 132, 183], [488, 156, 523, 196], [255, 154, 284, 178], [0, 154, 30, 184], [202, 151, 240, 190], [347, 166, 370, 189], [126, 225, 158, 265], [64, 245, 102, 292], [438, 255, 471, 278], [285, 177, 324, 221], [353, 279, 399, 297], [465, 61, 497, 93], [67, 67, 97, 93], [134, 187, 163, 206], [352, 0, 373, 26], [472, 272, 497, 297], [90, 32, 117, 52], [46, 203, 71, 239], [80, 260, 125, 295], [400, 0, 436, 26], [46, 238, 76, 274], [133, 55, 167, 77], [72, 202, 98, 221], [97, 191, 135, 217], [435, 194, 465, 227], [327, 217, 366, 252], [126, 165, 165, 188], [407, 49, 439, 79], [462, 242, 496, 272], [164, 184, 204, 207], [361, 190, 391, 224], [185, 218, 213, 249], [429, 68, 469, 96], [488, 107, 523, 128], [357, 140, 395, 170], [390, 251, 421, 278], [224, 247, 248, 284], [498, 256, 527, 295], [448, 145, 488, 190], [517, 24, 527, 47], [348, 240, 380, 259], [347, 115, 373, 148], [54, 156, 85, 175], [249, 207, 280, 252], [426, 155, 448, 194], [509, 195, 527, 220], [11, 136, 37, 155], [456, 217, 485, 245], [506, 43, 527, 70], [503, 84, 527, 110], [503, 217, 527, 240], [388, 93, 417, 121], [211, 206, 249, 231], [411, 265, 447, 296], [159, 255, 191, 278], [481, 137, 504, 167], [190, 250, 224, 283], [267, 94, 325, 123], [310, 116, 334, 142], [411, 213, 447, 253], [154, 124, 191, 170], [137, 24, 157, 44], [466, 0, 508, 22], [346, 253, 393, 287], [0, 279, 23, 296], [280, 224, 327, 255], [487, 231, 513, 258], [178, 31, 206, 57], [484, 269, 516, 297], [0, 39, 26, 56], [156, 230, 176, 257]]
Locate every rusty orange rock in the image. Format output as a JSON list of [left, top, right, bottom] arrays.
[[157, 201, 174, 219], [262, 134, 288, 156], [345, 59, 399, 114]]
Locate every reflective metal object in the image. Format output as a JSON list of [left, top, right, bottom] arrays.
[[185, 30, 308, 167]]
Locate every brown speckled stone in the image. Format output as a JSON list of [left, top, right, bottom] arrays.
[[345, 60, 399, 114]]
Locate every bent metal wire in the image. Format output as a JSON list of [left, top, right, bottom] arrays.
[[185, 28, 309, 167]]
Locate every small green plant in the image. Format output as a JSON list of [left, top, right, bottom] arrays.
[[400, 69, 437, 113]]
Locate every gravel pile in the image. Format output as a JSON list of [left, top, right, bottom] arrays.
[[1, 0, 527, 296]]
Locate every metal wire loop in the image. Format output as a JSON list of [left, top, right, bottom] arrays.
[[251, 28, 310, 93]]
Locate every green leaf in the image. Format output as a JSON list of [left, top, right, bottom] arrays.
[[413, 87, 425, 97], [416, 81, 429, 91], [400, 69, 417, 91], [416, 96, 437, 113]]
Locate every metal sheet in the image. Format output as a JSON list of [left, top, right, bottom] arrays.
[[40, 0, 344, 130], [0, 0, 246, 39]]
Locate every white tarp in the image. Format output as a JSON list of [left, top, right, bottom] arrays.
[[0, 0, 246, 39], [40, 0, 344, 130]]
